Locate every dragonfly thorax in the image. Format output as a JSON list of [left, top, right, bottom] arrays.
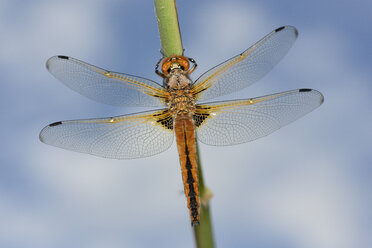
[[164, 69, 192, 89], [167, 73, 196, 117]]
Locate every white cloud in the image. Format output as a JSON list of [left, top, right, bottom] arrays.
[[0, 0, 121, 112], [0, 1, 109, 67], [188, 2, 272, 77]]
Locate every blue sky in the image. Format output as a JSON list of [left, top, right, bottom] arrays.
[[0, 0, 371, 247]]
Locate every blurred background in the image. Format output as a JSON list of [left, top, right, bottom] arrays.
[[0, 0, 371, 247]]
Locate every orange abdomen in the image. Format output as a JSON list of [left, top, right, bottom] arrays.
[[174, 114, 200, 225]]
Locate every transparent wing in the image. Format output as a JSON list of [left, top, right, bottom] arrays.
[[192, 26, 298, 101], [40, 109, 174, 159], [195, 89, 323, 145], [46, 56, 168, 107]]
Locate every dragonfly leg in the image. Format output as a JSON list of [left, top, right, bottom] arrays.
[[155, 56, 166, 78], [187, 57, 197, 75]]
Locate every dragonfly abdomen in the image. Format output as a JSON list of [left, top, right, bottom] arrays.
[[174, 115, 200, 226]]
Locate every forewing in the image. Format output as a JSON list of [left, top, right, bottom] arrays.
[[46, 56, 168, 107], [192, 26, 298, 101], [40, 109, 174, 159], [194, 89, 323, 145]]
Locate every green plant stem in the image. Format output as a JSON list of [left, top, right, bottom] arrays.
[[154, 0, 183, 57], [193, 143, 214, 248], [154, 1, 214, 247]]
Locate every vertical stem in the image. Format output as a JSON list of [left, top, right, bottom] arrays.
[[154, 0, 183, 57], [154, 1, 215, 247], [193, 142, 215, 248]]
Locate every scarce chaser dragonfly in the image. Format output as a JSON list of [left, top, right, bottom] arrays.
[[40, 26, 324, 225]]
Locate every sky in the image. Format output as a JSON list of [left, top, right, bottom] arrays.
[[0, 0, 371, 247]]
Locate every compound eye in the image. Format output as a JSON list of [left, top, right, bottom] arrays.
[[177, 56, 190, 71], [161, 61, 171, 75]]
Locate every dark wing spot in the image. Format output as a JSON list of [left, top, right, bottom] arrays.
[[275, 26, 285, 32], [299, 88, 312, 92], [294, 28, 299, 37], [57, 55, 69, 60], [49, 121, 62, 127]]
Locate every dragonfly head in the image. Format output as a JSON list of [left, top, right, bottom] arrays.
[[161, 55, 190, 76]]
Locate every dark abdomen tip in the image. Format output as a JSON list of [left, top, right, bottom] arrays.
[[191, 219, 200, 226]]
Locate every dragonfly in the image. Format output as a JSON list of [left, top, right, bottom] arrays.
[[40, 26, 324, 226]]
